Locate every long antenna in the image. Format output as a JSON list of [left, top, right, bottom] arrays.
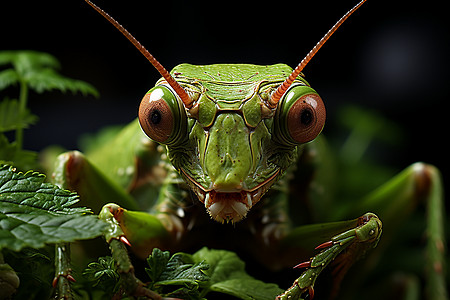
[[84, 0, 193, 108], [268, 0, 367, 108]]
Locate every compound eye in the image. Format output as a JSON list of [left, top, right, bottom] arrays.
[[139, 86, 175, 144], [286, 93, 326, 144]]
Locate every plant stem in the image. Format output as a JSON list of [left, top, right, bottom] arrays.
[[15, 79, 28, 150], [109, 239, 161, 299], [54, 243, 74, 300]]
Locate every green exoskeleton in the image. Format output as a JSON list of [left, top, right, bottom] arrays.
[[51, 0, 446, 299]]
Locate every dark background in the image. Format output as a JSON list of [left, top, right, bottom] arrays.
[[2, 0, 449, 187]]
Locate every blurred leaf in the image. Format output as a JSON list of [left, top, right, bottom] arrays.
[[0, 52, 16, 66], [0, 69, 19, 90], [0, 253, 20, 299], [0, 51, 60, 74], [0, 165, 107, 251], [0, 134, 38, 171], [0, 98, 38, 132], [78, 124, 124, 154], [2, 247, 54, 299], [337, 106, 403, 165], [0, 50, 99, 97], [338, 106, 403, 144], [26, 68, 99, 97]]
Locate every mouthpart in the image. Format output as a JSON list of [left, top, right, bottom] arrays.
[[180, 169, 280, 223], [198, 189, 263, 223]]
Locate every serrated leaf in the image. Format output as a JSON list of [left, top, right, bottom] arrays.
[[0, 50, 99, 97], [146, 248, 171, 283], [0, 165, 107, 251], [0, 98, 39, 132], [157, 253, 209, 287], [146, 249, 209, 286], [193, 248, 283, 300], [83, 256, 119, 290], [26, 68, 99, 97], [146, 248, 209, 300], [0, 164, 80, 213]]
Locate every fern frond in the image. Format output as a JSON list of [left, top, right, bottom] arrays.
[[0, 69, 19, 90]]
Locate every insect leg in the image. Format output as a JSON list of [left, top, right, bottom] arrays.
[[278, 213, 382, 299], [349, 163, 447, 299]]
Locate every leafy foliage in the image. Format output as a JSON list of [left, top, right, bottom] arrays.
[[146, 248, 210, 299], [0, 164, 107, 251], [144, 248, 283, 300], [0, 50, 101, 178], [0, 98, 38, 132], [2, 247, 54, 299], [0, 134, 38, 171], [83, 256, 120, 298], [193, 248, 284, 300], [0, 51, 60, 71], [0, 50, 98, 96], [0, 50, 99, 165]]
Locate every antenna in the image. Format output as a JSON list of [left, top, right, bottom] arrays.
[[268, 0, 367, 108], [84, 0, 193, 108]]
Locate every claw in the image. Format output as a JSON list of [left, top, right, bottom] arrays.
[[120, 235, 132, 247], [315, 240, 334, 250], [67, 274, 76, 283], [52, 274, 76, 288], [52, 277, 58, 288], [293, 260, 311, 269], [307, 286, 315, 300]]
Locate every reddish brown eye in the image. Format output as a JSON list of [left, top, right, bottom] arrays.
[[139, 89, 174, 144], [287, 93, 326, 144]]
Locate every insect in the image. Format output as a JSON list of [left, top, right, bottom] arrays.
[[51, 0, 446, 299]]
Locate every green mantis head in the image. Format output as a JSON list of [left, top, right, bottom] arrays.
[[85, 0, 366, 223], [138, 64, 326, 223]]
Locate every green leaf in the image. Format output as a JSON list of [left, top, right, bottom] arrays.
[[0, 165, 107, 251], [0, 50, 99, 97], [193, 248, 283, 300], [146, 248, 171, 283], [146, 248, 209, 299], [0, 51, 60, 74], [157, 253, 209, 287], [145, 248, 283, 300], [26, 68, 99, 97], [2, 247, 54, 299], [0, 134, 38, 171], [83, 256, 119, 292], [0, 52, 16, 66], [146, 248, 209, 287], [0, 69, 19, 90], [0, 98, 38, 132]]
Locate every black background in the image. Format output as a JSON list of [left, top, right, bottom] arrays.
[[3, 0, 449, 190]]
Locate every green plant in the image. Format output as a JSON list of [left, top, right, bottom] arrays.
[[0, 50, 98, 170]]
